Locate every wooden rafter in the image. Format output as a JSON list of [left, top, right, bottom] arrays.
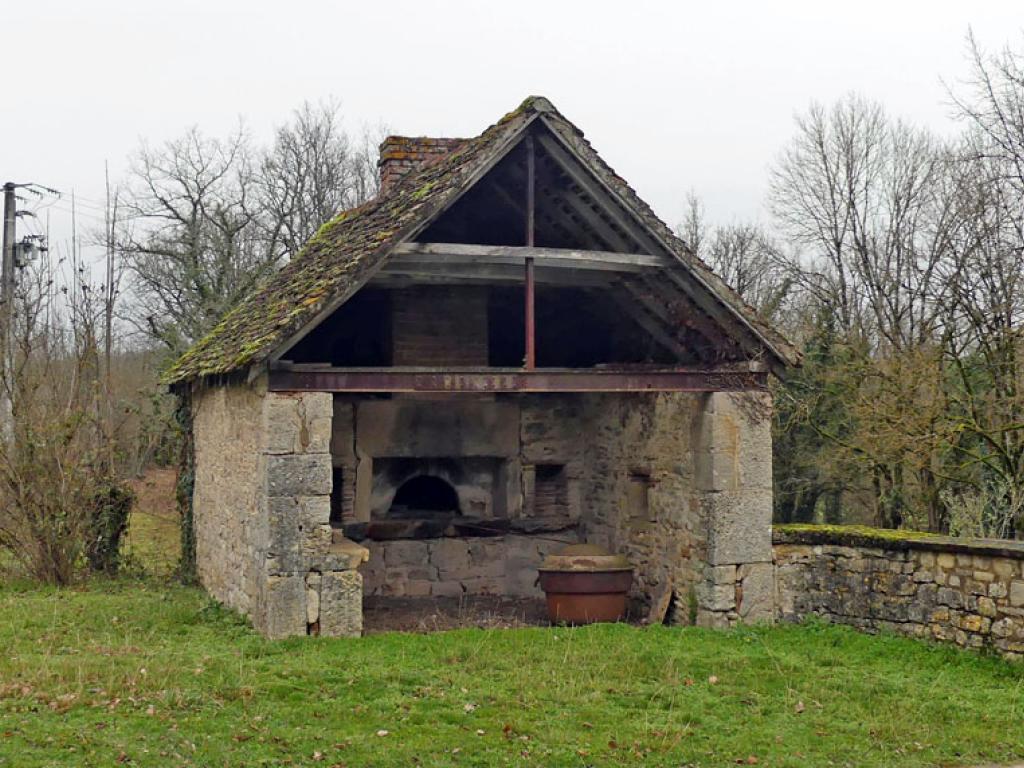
[[605, 289, 689, 361], [534, 132, 664, 255]]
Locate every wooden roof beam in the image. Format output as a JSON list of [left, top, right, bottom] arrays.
[[394, 243, 664, 270]]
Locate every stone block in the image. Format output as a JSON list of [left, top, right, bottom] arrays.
[[320, 570, 362, 638], [468, 539, 505, 566], [707, 564, 737, 586], [257, 573, 306, 640], [704, 489, 772, 566], [959, 614, 984, 633], [266, 454, 331, 497], [431, 580, 465, 597], [305, 572, 321, 625], [299, 392, 333, 454], [936, 553, 956, 569], [262, 395, 302, 455], [737, 562, 774, 622], [505, 557, 542, 597], [697, 580, 736, 612], [936, 587, 964, 609], [386, 540, 430, 567], [978, 597, 998, 618], [265, 496, 332, 573], [262, 392, 332, 455], [431, 538, 471, 576], [1010, 581, 1024, 608], [461, 577, 503, 595], [992, 559, 1017, 578], [696, 608, 731, 629]]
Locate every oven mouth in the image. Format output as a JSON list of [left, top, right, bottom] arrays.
[[386, 474, 460, 521]]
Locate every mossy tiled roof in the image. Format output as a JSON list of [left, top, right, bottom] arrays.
[[165, 96, 798, 385]]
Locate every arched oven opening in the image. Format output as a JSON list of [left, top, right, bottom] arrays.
[[388, 475, 460, 521]]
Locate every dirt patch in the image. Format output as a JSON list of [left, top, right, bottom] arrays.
[[362, 595, 550, 633]]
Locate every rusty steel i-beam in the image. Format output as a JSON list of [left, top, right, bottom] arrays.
[[267, 367, 768, 393]]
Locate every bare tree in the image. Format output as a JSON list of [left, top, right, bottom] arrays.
[[768, 95, 950, 353], [119, 103, 384, 353], [259, 100, 382, 259], [677, 194, 792, 323], [118, 126, 266, 352]]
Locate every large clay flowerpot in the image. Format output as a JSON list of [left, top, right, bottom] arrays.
[[537, 544, 633, 624]]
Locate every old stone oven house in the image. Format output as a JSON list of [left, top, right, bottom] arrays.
[[166, 96, 798, 638]]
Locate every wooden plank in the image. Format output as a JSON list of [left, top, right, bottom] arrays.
[[373, 264, 612, 286], [393, 242, 664, 268], [388, 254, 650, 275]]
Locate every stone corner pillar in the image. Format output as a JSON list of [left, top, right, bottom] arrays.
[[692, 391, 775, 626], [253, 391, 368, 639]]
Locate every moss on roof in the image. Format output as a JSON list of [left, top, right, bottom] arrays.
[[164, 95, 798, 385]]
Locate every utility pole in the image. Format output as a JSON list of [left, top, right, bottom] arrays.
[[1, 183, 15, 445]]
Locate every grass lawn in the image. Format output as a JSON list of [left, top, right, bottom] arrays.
[[1, 581, 1023, 767]]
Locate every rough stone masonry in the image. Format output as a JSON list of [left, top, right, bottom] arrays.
[[774, 526, 1024, 659], [189, 376, 777, 637], [192, 380, 367, 639]]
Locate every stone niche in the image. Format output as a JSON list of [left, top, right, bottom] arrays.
[[331, 394, 586, 598]]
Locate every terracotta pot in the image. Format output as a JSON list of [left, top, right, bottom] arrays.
[[537, 544, 633, 624]]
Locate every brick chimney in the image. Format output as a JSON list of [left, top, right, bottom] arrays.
[[378, 136, 465, 195]]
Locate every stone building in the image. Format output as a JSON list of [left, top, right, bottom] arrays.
[[166, 96, 798, 638]]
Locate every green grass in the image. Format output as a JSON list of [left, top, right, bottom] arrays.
[[1, 582, 1023, 767]]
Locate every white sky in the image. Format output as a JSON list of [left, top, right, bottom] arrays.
[[5, 0, 1023, 266]]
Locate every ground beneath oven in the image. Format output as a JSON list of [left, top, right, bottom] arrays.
[[362, 595, 550, 633]]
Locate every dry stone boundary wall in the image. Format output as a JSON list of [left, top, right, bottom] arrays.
[[774, 526, 1024, 659]]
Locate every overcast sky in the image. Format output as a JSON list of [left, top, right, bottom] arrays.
[[5, 1, 1023, 266]]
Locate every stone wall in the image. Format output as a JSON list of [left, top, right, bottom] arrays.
[[192, 382, 367, 639], [192, 382, 266, 615], [580, 391, 774, 626], [193, 381, 778, 637], [774, 526, 1024, 659], [361, 533, 578, 599]]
